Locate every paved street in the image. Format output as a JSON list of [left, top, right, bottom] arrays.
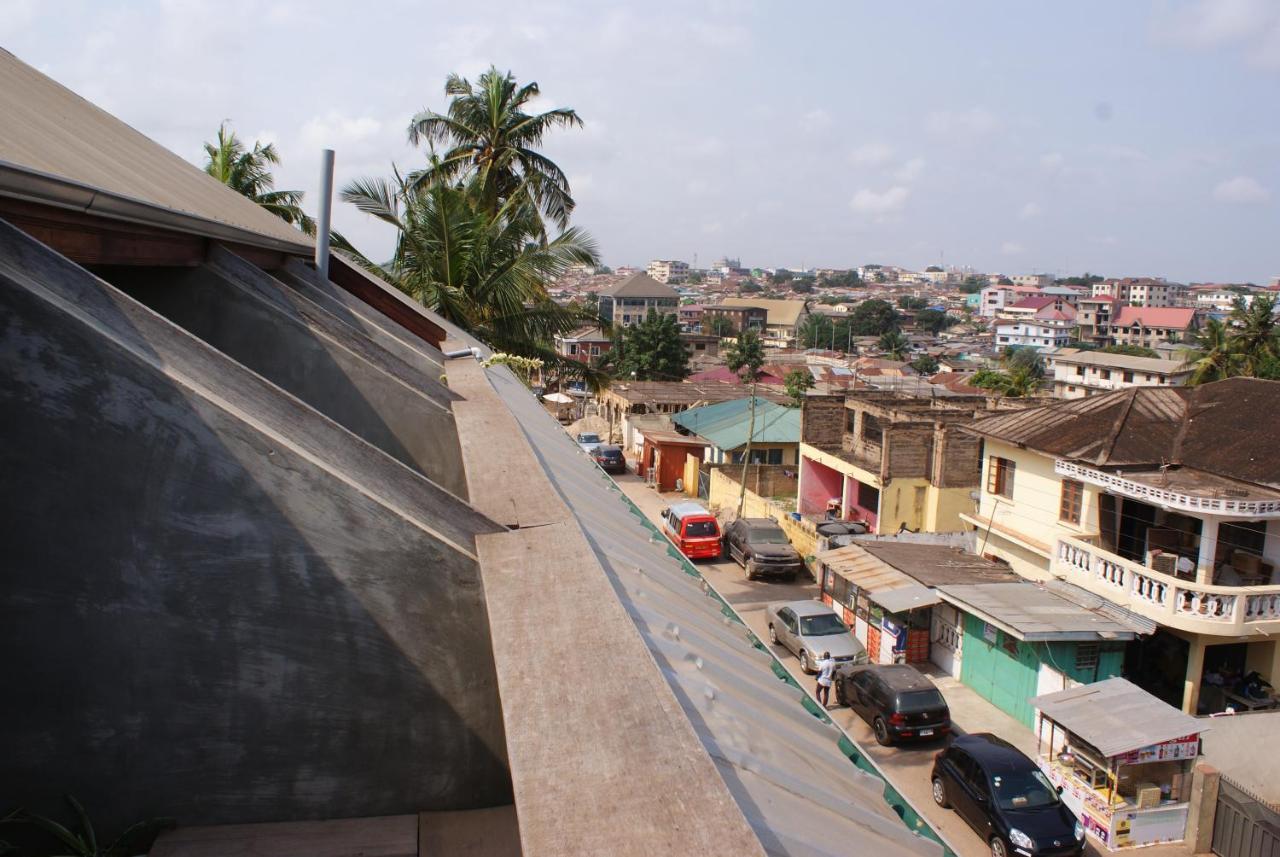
[[610, 469, 1191, 857]]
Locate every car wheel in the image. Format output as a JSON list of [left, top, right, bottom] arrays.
[[873, 716, 892, 746], [990, 838, 1008, 857], [835, 682, 846, 707], [786, 572, 798, 582], [931, 777, 950, 808], [745, 560, 758, 581], [768, 624, 778, 645], [799, 650, 811, 673]]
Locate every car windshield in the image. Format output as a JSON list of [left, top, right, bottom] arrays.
[[897, 689, 946, 712], [800, 614, 848, 636], [578, 434, 600, 443], [991, 768, 1060, 810], [684, 520, 718, 537], [748, 527, 790, 544]]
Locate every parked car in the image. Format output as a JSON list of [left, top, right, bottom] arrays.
[[932, 733, 1084, 857], [575, 432, 602, 454], [834, 664, 950, 746], [765, 600, 869, 674], [722, 517, 803, 580], [591, 445, 626, 474], [660, 502, 722, 560]]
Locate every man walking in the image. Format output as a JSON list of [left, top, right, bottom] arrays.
[[815, 650, 835, 708]]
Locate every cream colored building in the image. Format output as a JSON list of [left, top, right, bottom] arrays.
[[646, 259, 689, 284], [1048, 349, 1192, 398], [962, 380, 1280, 715]]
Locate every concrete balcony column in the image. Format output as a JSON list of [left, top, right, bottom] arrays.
[[1182, 635, 1206, 714], [1197, 516, 1221, 584]]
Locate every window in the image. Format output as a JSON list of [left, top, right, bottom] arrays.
[[567, 343, 578, 355], [591, 346, 601, 356], [1059, 479, 1083, 524], [1123, 371, 1134, 383], [1075, 642, 1099, 671], [862, 413, 884, 444], [1099, 369, 1111, 380], [987, 456, 1015, 498], [767, 448, 783, 464]]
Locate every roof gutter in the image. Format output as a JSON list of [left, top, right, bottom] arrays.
[[0, 160, 314, 256]]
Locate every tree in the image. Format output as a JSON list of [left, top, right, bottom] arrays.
[[798, 313, 832, 350], [878, 330, 910, 361], [1229, 295, 1279, 375], [610, 308, 689, 381], [726, 329, 766, 516], [1056, 272, 1105, 287], [1179, 295, 1279, 384], [204, 123, 312, 231], [784, 368, 815, 407], [1099, 344, 1158, 358], [997, 276, 1014, 285], [407, 67, 583, 232], [848, 299, 899, 336], [686, 270, 704, 285], [790, 279, 815, 294], [1181, 318, 1241, 385], [915, 308, 958, 334], [971, 349, 1044, 397], [739, 280, 763, 293], [820, 270, 861, 289], [708, 314, 737, 337], [768, 271, 794, 285], [910, 354, 940, 375], [958, 275, 986, 294], [898, 296, 928, 310]]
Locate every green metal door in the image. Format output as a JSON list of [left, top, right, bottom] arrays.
[[959, 615, 1040, 727]]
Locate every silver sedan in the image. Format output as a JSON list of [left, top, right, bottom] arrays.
[[765, 600, 869, 674]]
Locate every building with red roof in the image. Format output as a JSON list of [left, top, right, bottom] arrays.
[[1110, 306, 1199, 348]]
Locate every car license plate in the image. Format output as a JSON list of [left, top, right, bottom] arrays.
[[920, 729, 934, 736]]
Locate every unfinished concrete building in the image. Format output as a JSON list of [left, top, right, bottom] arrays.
[[798, 391, 1027, 534], [0, 49, 941, 857]]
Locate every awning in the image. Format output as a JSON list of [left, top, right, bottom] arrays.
[[935, 582, 1148, 641], [817, 544, 940, 613], [874, 584, 942, 614], [542, 392, 574, 404], [1031, 677, 1204, 757]]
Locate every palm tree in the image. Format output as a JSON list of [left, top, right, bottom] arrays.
[[878, 330, 910, 361], [204, 123, 312, 232], [1181, 318, 1241, 385], [339, 170, 605, 389], [1228, 295, 1279, 375], [407, 67, 583, 232]]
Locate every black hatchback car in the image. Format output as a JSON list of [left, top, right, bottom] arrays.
[[834, 664, 950, 745], [932, 733, 1084, 857], [590, 445, 627, 474]]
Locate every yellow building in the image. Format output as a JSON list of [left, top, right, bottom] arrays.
[[962, 379, 1280, 714]]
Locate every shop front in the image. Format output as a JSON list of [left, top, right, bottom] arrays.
[[1032, 678, 1204, 851], [816, 544, 937, 665]]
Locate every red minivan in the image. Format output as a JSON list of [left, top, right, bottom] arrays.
[[661, 502, 722, 560]]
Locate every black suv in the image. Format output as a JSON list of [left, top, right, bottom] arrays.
[[722, 518, 802, 580], [834, 664, 950, 745], [932, 734, 1084, 857], [591, 445, 626, 474]]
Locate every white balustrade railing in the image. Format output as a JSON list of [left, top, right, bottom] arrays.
[[1054, 460, 1280, 517], [1054, 536, 1280, 633]]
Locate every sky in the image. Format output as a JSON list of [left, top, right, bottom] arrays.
[[4, 0, 1278, 282]]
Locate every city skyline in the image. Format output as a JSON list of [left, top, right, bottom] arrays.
[[6, 0, 1277, 282]]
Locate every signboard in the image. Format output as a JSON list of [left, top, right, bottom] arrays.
[[1115, 735, 1199, 766]]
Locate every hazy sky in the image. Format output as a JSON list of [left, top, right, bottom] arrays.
[[5, 1, 1278, 281]]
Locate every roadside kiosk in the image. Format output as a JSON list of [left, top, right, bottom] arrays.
[[1032, 678, 1204, 851], [815, 544, 937, 665]]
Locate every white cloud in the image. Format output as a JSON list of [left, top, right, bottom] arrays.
[[1154, 0, 1280, 70], [926, 107, 1000, 137], [894, 157, 926, 182], [1212, 175, 1271, 204], [801, 108, 832, 132], [850, 186, 910, 215], [1000, 241, 1026, 255], [1040, 152, 1065, 170], [848, 142, 895, 167], [300, 112, 384, 150], [1018, 202, 1042, 220]]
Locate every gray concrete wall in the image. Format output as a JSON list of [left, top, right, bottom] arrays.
[[0, 220, 510, 836], [97, 259, 467, 498]]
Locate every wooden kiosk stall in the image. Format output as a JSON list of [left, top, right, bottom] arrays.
[[815, 544, 938, 665], [1032, 678, 1204, 851]]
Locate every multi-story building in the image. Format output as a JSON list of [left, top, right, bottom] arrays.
[[701, 304, 767, 335], [999, 295, 1077, 320], [1092, 277, 1174, 307], [961, 380, 1280, 715], [995, 316, 1075, 351], [797, 391, 1025, 534], [1192, 287, 1254, 312], [553, 326, 612, 364], [1010, 273, 1054, 288], [1109, 306, 1199, 348], [720, 297, 810, 347], [979, 284, 1039, 317], [1074, 295, 1116, 344], [598, 273, 680, 327], [647, 259, 689, 284], [678, 304, 705, 331], [1048, 349, 1192, 398]]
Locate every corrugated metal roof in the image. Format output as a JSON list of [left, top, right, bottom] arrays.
[[491, 368, 941, 857], [721, 297, 809, 326], [873, 585, 941, 614], [935, 583, 1148, 641], [672, 398, 801, 450], [0, 49, 312, 253], [1031, 678, 1204, 757], [600, 272, 679, 298]]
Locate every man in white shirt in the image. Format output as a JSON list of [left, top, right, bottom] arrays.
[[815, 651, 835, 708]]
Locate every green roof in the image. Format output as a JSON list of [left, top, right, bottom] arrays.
[[671, 397, 800, 450]]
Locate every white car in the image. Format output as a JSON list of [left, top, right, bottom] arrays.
[[575, 432, 602, 454], [765, 600, 869, 674]]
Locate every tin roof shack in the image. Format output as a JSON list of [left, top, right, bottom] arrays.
[[638, 428, 710, 492], [798, 390, 1026, 534], [1033, 679, 1204, 851], [600, 380, 788, 450]]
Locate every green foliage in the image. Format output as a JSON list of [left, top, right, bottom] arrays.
[[915, 308, 958, 334], [971, 349, 1045, 397], [1056, 272, 1105, 286], [204, 123, 312, 231], [819, 270, 862, 289], [406, 66, 582, 232], [1181, 295, 1280, 384], [784, 369, 815, 407], [726, 328, 766, 382], [877, 330, 910, 361], [997, 277, 1014, 285], [739, 281, 763, 293], [768, 271, 794, 285], [897, 296, 928, 310], [611, 309, 689, 381], [1098, 344, 1159, 358], [1, 796, 173, 857], [848, 299, 900, 336], [708, 314, 737, 337], [910, 354, 940, 375], [790, 280, 815, 294], [685, 271, 704, 284], [958, 276, 986, 294]]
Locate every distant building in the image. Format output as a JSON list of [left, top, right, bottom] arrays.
[[1092, 277, 1174, 308], [1074, 295, 1116, 345], [979, 284, 1039, 317], [995, 317, 1075, 351], [1109, 306, 1199, 348], [702, 303, 767, 335], [598, 273, 680, 327], [673, 398, 801, 465], [720, 297, 810, 347], [647, 259, 690, 284], [1048, 349, 1192, 399], [1192, 287, 1253, 312], [553, 326, 611, 364], [1009, 273, 1054, 288]]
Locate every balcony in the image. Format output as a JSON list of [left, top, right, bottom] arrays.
[[1053, 535, 1280, 636], [1055, 460, 1280, 518]]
